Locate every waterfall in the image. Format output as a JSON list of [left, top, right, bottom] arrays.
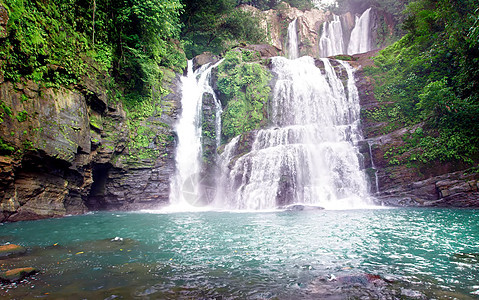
[[347, 8, 372, 55], [169, 60, 222, 208], [215, 56, 370, 210], [318, 8, 374, 57], [287, 18, 299, 59], [367, 141, 380, 194], [319, 15, 345, 57]]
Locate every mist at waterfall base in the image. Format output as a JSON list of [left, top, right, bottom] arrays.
[[1, 209, 479, 298]]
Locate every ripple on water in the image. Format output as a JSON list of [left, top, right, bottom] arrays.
[[0, 208, 478, 298]]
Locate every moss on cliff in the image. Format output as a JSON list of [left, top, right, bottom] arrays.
[[217, 49, 272, 142]]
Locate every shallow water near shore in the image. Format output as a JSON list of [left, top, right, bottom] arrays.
[[0, 208, 478, 299]]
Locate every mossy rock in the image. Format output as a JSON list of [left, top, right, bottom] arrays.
[[0, 5, 9, 39], [0, 244, 26, 258], [0, 267, 37, 282]]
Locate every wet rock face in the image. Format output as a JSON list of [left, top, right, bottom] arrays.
[[0, 82, 92, 222], [0, 69, 182, 221], [85, 73, 181, 211], [192, 52, 220, 71], [243, 44, 280, 58]]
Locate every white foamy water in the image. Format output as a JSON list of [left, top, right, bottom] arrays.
[[215, 56, 371, 210]]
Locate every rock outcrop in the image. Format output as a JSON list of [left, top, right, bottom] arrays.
[[353, 50, 479, 207], [0, 244, 26, 258], [0, 69, 181, 221], [242, 3, 329, 58], [0, 267, 37, 282]]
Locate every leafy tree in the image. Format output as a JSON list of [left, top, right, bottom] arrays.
[[368, 0, 479, 165], [237, 0, 279, 10], [180, 0, 266, 58], [0, 0, 186, 102]]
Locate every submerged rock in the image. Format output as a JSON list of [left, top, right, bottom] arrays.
[[308, 273, 397, 299], [0, 244, 26, 258], [451, 252, 479, 264], [281, 204, 325, 211]]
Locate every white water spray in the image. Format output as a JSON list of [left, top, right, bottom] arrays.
[[216, 57, 370, 210]]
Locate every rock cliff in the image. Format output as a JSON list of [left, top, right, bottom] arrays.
[[0, 70, 181, 222]]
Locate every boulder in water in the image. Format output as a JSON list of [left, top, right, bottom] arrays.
[[0, 267, 37, 282], [0, 244, 26, 258], [281, 204, 324, 211], [309, 273, 396, 299]]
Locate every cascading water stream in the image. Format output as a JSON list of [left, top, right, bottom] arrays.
[[169, 59, 222, 209], [318, 8, 373, 57], [215, 56, 370, 210], [347, 8, 372, 55], [367, 140, 380, 194], [287, 18, 299, 59], [319, 15, 345, 58]]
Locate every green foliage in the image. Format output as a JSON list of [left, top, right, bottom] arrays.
[[181, 0, 266, 58], [217, 50, 271, 141], [367, 0, 479, 166], [334, 0, 410, 18], [0, 0, 90, 85], [0, 137, 15, 153], [333, 55, 356, 61], [89, 115, 102, 130], [384, 126, 478, 166], [236, 0, 314, 10], [15, 110, 28, 122], [0, 0, 186, 109], [0, 101, 13, 124], [107, 0, 186, 92], [127, 124, 158, 160], [237, 0, 278, 10], [282, 0, 314, 10]]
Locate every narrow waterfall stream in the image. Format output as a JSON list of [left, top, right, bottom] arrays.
[[367, 140, 380, 194], [287, 18, 299, 59], [215, 56, 370, 210], [169, 60, 222, 209], [347, 8, 373, 55]]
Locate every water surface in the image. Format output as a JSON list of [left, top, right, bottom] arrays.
[[0, 208, 478, 298]]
